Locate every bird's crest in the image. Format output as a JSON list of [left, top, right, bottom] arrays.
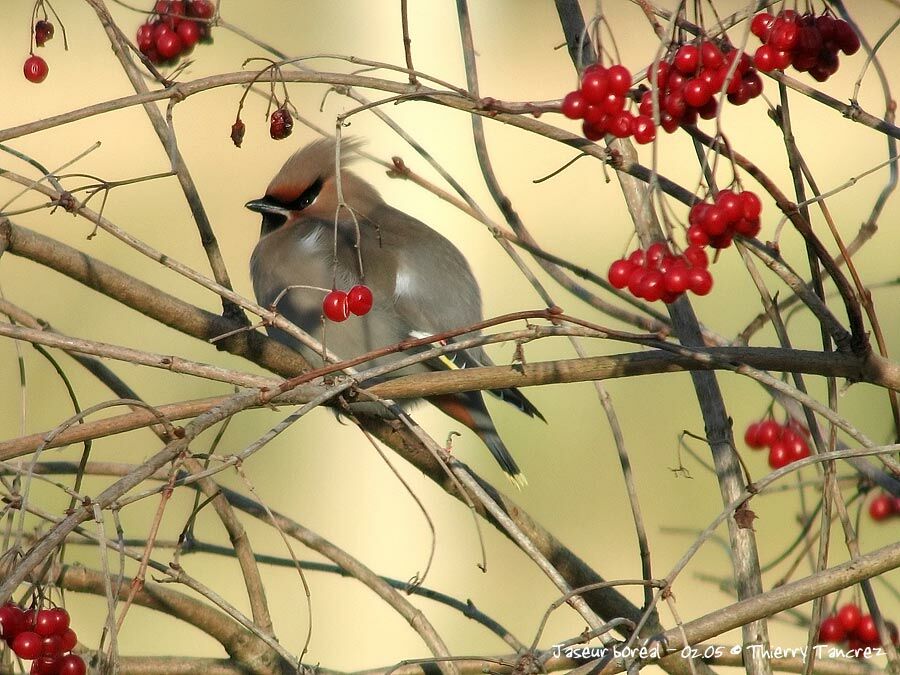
[[266, 136, 365, 202]]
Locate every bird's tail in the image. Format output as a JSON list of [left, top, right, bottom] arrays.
[[428, 392, 527, 488]]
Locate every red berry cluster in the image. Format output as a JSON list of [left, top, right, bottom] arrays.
[[269, 107, 294, 140], [0, 603, 85, 674], [868, 491, 900, 522], [819, 603, 899, 656], [23, 18, 56, 84], [323, 285, 374, 323], [639, 42, 762, 134], [687, 188, 762, 251], [607, 242, 712, 303], [751, 10, 860, 81], [135, 0, 214, 65], [744, 418, 811, 469], [561, 64, 657, 144]]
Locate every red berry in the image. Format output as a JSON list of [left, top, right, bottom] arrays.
[[687, 267, 713, 296], [31, 657, 62, 675], [347, 284, 373, 316], [767, 440, 791, 469], [683, 78, 712, 107], [12, 631, 43, 660], [663, 89, 687, 119], [742, 70, 763, 99], [41, 633, 63, 657], [744, 421, 764, 449], [700, 41, 724, 70], [606, 64, 632, 96], [626, 267, 646, 297], [632, 115, 656, 144], [156, 30, 184, 59], [583, 104, 606, 126], [59, 628, 77, 652], [688, 203, 709, 226], [663, 264, 689, 294], [34, 20, 54, 47], [322, 290, 350, 322], [837, 603, 862, 633], [700, 65, 727, 93], [659, 112, 680, 134], [650, 61, 670, 89], [740, 191, 762, 219], [582, 120, 605, 141], [607, 259, 634, 289], [674, 44, 700, 74], [781, 430, 811, 462], [607, 111, 633, 138], [734, 217, 761, 238], [772, 48, 793, 70], [177, 19, 201, 48], [818, 616, 846, 643], [188, 0, 215, 19], [716, 190, 743, 224], [580, 67, 609, 104], [700, 205, 729, 236], [683, 244, 708, 268], [638, 270, 665, 302], [727, 85, 752, 107], [696, 98, 718, 120], [645, 242, 668, 268], [601, 92, 626, 115], [269, 107, 294, 140], [834, 20, 860, 55], [750, 12, 775, 40], [756, 419, 781, 447], [816, 15, 837, 42], [797, 26, 824, 56], [34, 610, 57, 636], [627, 249, 646, 266], [754, 44, 780, 72], [58, 654, 87, 675], [0, 603, 26, 639], [152, 19, 171, 41], [686, 223, 709, 247], [770, 20, 799, 51], [23, 55, 49, 84], [638, 91, 655, 117], [708, 232, 733, 250], [856, 614, 879, 644], [230, 118, 246, 148], [561, 90, 587, 119], [868, 494, 895, 521], [137, 23, 155, 52]]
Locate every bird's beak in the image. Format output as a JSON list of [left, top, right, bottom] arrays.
[[244, 197, 291, 217]]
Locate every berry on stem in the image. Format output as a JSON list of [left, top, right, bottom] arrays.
[[58, 655, 87, 675], [23, 55, 49, 83], [347, 285, 374, 316], [34, 20, 54, 47], [818, 616, 845, 643], [837, 603, 862, 633], [323, 290, 350, 322], [12, 631, 43, 660]]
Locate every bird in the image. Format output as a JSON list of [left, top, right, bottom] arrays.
[[245, 137, 544, 485]]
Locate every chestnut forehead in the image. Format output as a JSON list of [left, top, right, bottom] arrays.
[[267, 184, 303, 203]]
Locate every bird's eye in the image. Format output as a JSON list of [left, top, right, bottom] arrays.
[[287, 178, 323, 211]]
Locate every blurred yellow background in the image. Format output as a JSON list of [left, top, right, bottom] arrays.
[[1, 0, 897, 671]]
